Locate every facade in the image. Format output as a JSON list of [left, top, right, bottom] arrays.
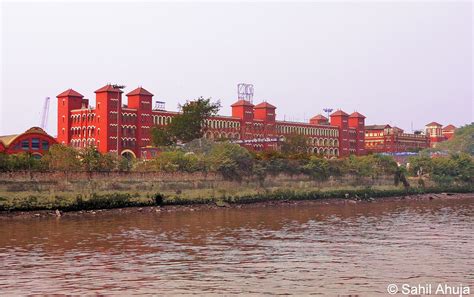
[[425, 122, 456, 147], [57, 84, 365, 158], [0, 127, 57, 158], [365, 125, 430, 153], [442, 125, 456, 140]]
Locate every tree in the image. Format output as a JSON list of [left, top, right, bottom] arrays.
[[302, 156, 330, 181], [0, 153, 8, 171], [151, 128, 174, 147], [41, 144, 81, 172], [280, 133, 310, 157], [436, 123, 474, 155], [151, 97, 221, 146], [208, 142, 254, 181], [407, 154, 433, 176], [80, 146, 104, 172], [148, 150, 207, 173]]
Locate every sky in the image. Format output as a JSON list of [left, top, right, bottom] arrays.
[[0, 1, 472, 136]]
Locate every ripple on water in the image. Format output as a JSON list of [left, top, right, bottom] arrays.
[[0, 196, 473, 295]]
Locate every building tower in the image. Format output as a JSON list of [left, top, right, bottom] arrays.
[[330, 110, 350, 157], [425, 122, 444, 148], [254, 101, 277, 149], [57, 89, 84, 145], [231, 99, 254, 141], [349, 112, 366, 155], [126, 87, 154, 157], [94, 84, 123, 153]]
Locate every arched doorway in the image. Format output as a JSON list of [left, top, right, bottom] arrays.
[[121, 149, 136, 160]]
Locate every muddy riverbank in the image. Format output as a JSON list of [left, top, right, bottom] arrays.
[[1, 192, 471, 220]]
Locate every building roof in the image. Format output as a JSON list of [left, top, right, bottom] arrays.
[[0, 134, 18, 147], [231, 99, 254, 107], [254, 101, 276, 109], [57, 89, 84, 98], [310, 114, 328, 120], [443, 124, 456, 131], [330, 110, 348, 117], [365, 124, 391, 130], [0, 127, 52, 147], [95, 84, 124, 93], [126, 87, 154, 96], [391, 126, 404, 133], [349, 111, 366, 118], [426, 121, 442, 127]]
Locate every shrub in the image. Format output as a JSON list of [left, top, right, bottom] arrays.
[[301, 156, 330, 181], [208, 142, 253, 181]]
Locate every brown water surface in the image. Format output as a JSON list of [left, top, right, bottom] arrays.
[[0, 196, 473, 295]]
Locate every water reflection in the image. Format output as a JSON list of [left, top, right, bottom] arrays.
[[0, 197, 473, 295]]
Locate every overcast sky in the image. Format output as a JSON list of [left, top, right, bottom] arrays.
[[1, 1, 472, 136]]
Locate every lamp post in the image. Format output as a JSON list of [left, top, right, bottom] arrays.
[[112, 84, 125, 156], [323, 108, 333, 119]]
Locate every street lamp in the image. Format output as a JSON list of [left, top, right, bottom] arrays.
[[112, 84, 125, 156], [323, 108, 333, 120]]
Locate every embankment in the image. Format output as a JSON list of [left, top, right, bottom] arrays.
[[0, 171, 472, 212]]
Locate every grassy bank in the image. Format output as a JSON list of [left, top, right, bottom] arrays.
[[1, 183, 472, 212]]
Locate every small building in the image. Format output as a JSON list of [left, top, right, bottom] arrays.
[[0, 127, 57, 158], [365, 124, 430, 153], [425, 122, 456, 147], [442, 124, 456, 140]]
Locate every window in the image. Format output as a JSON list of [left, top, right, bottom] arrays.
[[42, 140, 49, 150], [31, 138, 40, 150], [21, 140, 29, 150]]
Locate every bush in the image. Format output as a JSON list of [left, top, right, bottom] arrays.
[[208, 142, 253, 181], [408, 153, 473, 185], [148, 150, 207, 173], [301, 156, 330, 181]]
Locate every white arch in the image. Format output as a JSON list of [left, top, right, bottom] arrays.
[[121, 149, 136, 158]]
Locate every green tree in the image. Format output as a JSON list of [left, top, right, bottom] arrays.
[[151, 97, 221, 146], [80, 146, 104, 172], [118, 156, 134, 172], [42, 144, 81, 172], [208, 142, 254, 181], [407, 155, 433, 176], [280, 133, 310, 157], [302, 156, 330, 181], [0, 153, 9, 171], [436, 123, 474, 155], [149, 150, 207, 173], [151, 128, 174, 147]]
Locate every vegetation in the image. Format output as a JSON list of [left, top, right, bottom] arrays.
[[408, 152, 474, 185], [2, 141, 472, 188], [1, 184, 472, 212], [280, 133, 310, 156], [1, 131, 473, 212], [428, 123, 474, 155], [0, 145, 133, 173], [151, 97, 221, 146]]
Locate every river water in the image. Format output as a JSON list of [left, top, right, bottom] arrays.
[[0, 196, 473, 295]]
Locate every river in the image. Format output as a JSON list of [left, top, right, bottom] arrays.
[[0, 195, 473, 295]]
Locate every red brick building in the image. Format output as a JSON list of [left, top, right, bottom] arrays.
[[57, 84, 365, 158], [0, 127, 57, 158], [442, 124, 456, 140], [364, 125, 430, 153], [425, 122, 456, 147]]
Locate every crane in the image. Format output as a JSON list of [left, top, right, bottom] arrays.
[[40, 97, 50, 130]]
